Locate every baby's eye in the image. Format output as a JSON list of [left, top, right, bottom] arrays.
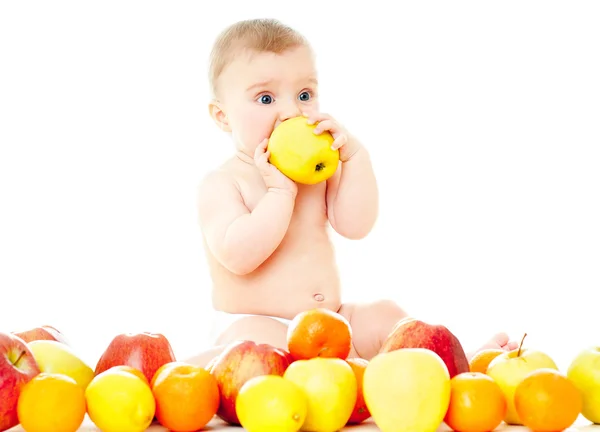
[[298, 91, 311, 102], [258, 94, 273, 104]]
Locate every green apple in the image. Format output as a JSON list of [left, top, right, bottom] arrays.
[[27, 340, 94, 389], [363, 348, 451, 432], [486, 334, 558, 425], [567, 347, 600, 424]]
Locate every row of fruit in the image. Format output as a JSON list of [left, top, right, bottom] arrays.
[[2, 309, 600, 432], [0, 326, 217, 432], [0, 309, 369, 432]]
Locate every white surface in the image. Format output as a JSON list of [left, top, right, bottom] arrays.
[[7, 414, 600, 431]]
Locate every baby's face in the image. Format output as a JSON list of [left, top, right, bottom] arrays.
[[215, 45, 320, 155]]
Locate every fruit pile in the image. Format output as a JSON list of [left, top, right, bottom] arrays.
[[207, 308, 369, 432], [2, 312, 600, 432], [0, 327, 216, 432]]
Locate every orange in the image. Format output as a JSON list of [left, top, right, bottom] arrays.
[[514, 368, 582, 431], [152, 361, 220, 432], [468, 348, 504, 374], [17, 372, 86, 432], [346, 358, 371, 425], [444, 372, 506, 432], [109, 365, 149, 386], [287, 308, 352, 360], [151, 361, 191, 388]]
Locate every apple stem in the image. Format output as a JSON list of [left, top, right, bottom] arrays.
[[517, 333, 527, 357], [14, 350, 26, 366]]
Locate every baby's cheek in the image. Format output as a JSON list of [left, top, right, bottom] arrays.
[[240, 109, 276, 145], [306, 99, 320, 113]]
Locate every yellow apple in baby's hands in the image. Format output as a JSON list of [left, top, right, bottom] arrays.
[[267, 116, 339, 185], [567, 347, 600, 424], [486, 334, 558, 425], [27, 340, 95, 389]]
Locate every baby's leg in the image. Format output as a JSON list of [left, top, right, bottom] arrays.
[[338, 299, 409, 360], [338, 300, 518, 363], [184, 315, 290, 368]]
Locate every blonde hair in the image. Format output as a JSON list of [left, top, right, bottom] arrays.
[[208, 18, 309, 98]]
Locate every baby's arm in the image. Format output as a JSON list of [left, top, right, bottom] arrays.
[[198, 170, 296, 275], [326, 146, 378, 240]]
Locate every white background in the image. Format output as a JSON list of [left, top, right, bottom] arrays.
[[1, 1, 599, 373]]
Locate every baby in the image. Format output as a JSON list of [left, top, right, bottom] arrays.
[[187, 18, 517, 367]]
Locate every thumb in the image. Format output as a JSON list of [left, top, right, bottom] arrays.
[[253, 139, 268, 160], [259, 138, 269, 151]]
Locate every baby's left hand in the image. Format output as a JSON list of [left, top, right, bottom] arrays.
[[304, 112, 361, 162]]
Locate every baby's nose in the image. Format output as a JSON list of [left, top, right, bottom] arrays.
[[277, 99, 303, 124]]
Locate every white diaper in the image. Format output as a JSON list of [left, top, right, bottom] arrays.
[[208, 310, 291, 345]]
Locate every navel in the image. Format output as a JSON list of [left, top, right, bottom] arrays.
[[313, 293, 325, 302]]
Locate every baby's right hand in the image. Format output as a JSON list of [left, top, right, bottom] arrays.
[[254, 138, 298, 196]]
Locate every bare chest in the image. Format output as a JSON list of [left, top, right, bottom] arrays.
[[239, 177, 329, 227]]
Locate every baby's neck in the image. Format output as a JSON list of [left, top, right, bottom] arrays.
[[235, 149, 254, 165]]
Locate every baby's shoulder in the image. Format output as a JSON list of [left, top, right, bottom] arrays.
[[198, 166, 238, 195], [197, 157, 255, 200]]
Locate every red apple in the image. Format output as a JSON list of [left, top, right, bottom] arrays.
[[205, 355, 218, 373], [94, 332, 176, 384], [0, 332, 41, 431], [210, 340, 293, 425], [379, 317, 469, 378], [346, 357, 371, 425], [12, 325, 68, 345]]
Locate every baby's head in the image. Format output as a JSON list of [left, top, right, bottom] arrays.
[[208, 18, 320, 156]]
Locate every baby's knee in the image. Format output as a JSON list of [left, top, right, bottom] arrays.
[[215, 315, 289, 350], [367, 298, 407, 319]]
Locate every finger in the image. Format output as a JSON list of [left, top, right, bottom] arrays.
[[254, 139, 269, 159], [260, 138, 269, 151], [483, 333, 509, 350], [506, 341, 519, 351], [492, 332, 510, 347], [304, 111, 332, 125], [331, 134, 348, 150], [256, 156, 270, 175], [313, 119, 336, 135], [258, 150, 270, 167]]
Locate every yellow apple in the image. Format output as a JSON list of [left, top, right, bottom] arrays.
[[363, 348, 451, 432], [27, 340, 94, 389], [567, 347, 600, 424], [486, 337, 558, 425], [267, 116, 339, 185], [283, 357, 356, 432]]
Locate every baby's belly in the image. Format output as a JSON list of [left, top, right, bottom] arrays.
[[211, 232, 341, 319]]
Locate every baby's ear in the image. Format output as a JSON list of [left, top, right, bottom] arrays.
[[208, 99, 231, 132]]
